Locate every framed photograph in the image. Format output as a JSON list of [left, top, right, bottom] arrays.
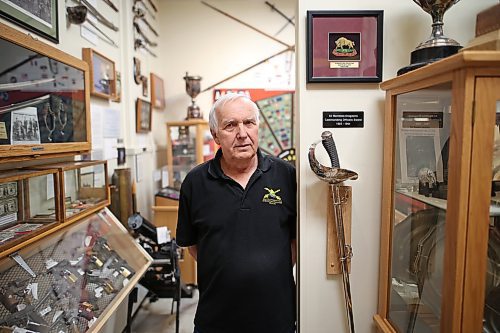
[[141, 76, 148, 97], [136, 98, 152, 133], [79, 172, 94, 188], [150, 73, 166, 110], [82, 48, 116, 99], [307, 10, 383, 83], [0, 0, 59, 43]]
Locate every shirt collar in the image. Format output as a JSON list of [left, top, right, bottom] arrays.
[[208, 148, 272, 179]]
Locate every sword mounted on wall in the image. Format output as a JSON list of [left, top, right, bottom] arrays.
[[309, 131, 358, 333]]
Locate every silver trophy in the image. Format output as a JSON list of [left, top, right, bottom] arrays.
[[183, 72, 202, 119], [398, 0, 462, 75]]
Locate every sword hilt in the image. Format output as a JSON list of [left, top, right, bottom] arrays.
[[321, 131, 340, 168]]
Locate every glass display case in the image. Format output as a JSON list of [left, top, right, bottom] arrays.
[[30, 161, 109, 223], [0, 168, 60, 253], [0, 22, 91, 163], [166, 119, 216, 190], [0, 208, 152, 333], [374, 51, 500, 333]]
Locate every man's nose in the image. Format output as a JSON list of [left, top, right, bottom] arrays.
[[236, 123, 247, 138]]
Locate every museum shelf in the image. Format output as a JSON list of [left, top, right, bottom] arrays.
[[29, 160, 110, 224], [0, 168, 61, 254], [375, 50, 500, 333], [165, 119, 215, 190]]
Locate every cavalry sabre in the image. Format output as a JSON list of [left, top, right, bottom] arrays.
[[309, 131, 358, 333]]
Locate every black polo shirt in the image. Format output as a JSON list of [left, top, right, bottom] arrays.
[[177, 148, 296, 333]]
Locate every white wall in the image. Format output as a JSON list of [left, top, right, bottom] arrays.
[[296, 0, 496, 332], [156, 0, 296, 121]]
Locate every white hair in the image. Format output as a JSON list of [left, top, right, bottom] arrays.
[[209, 92, 260, 133]]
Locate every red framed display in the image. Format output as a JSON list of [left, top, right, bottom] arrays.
[[307, 10, 383, 83]]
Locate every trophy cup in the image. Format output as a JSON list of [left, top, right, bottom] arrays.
[[183, 72, 202, 119], [398, 0, 462, 75]]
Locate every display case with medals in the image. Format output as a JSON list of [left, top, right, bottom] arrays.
[[29, 160, 110, 224], [0, 208, 153, 333], [374, 51, 500, 333], [166, 119, 216, 190], [0, 168, 61, 254], [0, 22, 91, 163]]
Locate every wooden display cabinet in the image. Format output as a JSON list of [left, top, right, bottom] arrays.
[[153, 189, 197, 286], [0, 22, 91, 163], [374, 51, 500, 333], [30, 160, 110, 224], [0, 168, 61, 255], [0, 207, 152, 333], [165, 119, 216, 190], [162, 120, 216, 285]]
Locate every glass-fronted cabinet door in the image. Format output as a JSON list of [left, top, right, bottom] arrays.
[[389, 83, 452, 332], [165, 119, 216, 190], [462, 77, 500, 333], [0, 22, 90, 162], [375, 51, 500, 333]]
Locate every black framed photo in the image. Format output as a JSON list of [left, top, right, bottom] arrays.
[[307, 10, 383, 83], [0, 0, 59, 43]]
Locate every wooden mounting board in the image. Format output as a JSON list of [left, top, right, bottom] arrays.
[[326, 185, 352, 275]]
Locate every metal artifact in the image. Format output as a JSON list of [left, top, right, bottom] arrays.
[[398, 0, 462, 75], [309, 131, 358, 333], [183, 73, 203, 119], [134, 39, 157, 57], [66, 6, 118, 47], [133, 7, 159, 36]]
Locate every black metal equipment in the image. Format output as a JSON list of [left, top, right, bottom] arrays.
[[126, 213, 192, 333]]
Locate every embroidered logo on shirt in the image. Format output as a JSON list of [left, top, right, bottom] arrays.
[[262, 187, 282, 205]]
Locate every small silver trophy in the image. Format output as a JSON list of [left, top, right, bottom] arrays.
[[183, 72, 202, 119], [398, 0, 462, 75]]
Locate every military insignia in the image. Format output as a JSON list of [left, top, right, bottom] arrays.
[[262, 187, 282, 205], [332, 37, 357, 57], [328, 33, 361, 62]]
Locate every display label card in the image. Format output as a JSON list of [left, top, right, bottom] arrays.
[[330, 62, 359, 69], [323, 111, 364, 128], [402, 111, 443, 128]]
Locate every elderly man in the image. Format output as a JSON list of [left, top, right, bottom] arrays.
[[176, 92, 297, 333]]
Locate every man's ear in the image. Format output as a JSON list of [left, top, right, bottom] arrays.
[[211, 130, 220, 145]]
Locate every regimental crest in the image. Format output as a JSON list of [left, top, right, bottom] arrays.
[[332, 36, 357, 57], [262, 187, 282, 205], [328, 33, 361, 61]]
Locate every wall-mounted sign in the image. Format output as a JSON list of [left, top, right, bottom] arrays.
[[323, 111, 364, 128]]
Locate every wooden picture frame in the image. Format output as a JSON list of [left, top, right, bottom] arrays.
[[307, 10, 383, 83], [0, 0, 59, 43], [82, 48, 116, 99], [136, 98, 152, 133], [112, 71, 121, 103], [150, 73, 165, 110]]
